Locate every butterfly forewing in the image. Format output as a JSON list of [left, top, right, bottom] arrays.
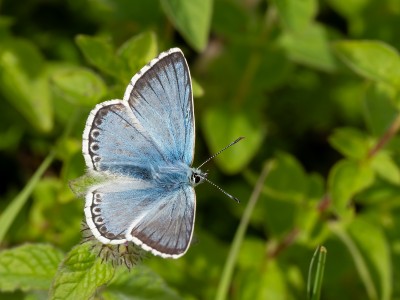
[[83, 101, 166, 178], [124, 49, 195, 166]]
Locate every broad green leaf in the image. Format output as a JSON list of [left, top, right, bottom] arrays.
[[161, 0, 213, 51], [263, 152, 307, 202], [363, 82, 399, 136], [75, 35, 124, 78], [0, 125, 23, 151], [101, 266, 183, 300], [274, 0, 318, 32], [212, 0, 250, 39], [50, 243, 115, 300], [332, 218, 392, 300], [328, 159, 375, 216], [28, 178, 82, 247], [327, 0, 369, 18], [370, 151, 400, 184], [202, 106, 264, 174], [306, 172, 325, 203], [192, 77, 204, 97], [280, 23, 337, 72], [254, 45, 293, 92], [333, 40, 400, 88], [296, 173, 326, 243], [50, 65, 107, 106], [236, 238, 266, 270], [262, 194, 298, 237], [0, 244, 64, 292], [0, 39, 53, 132], [328, 127, 370, 160], [117, 31, 158, 75], [237, 260, 288, 300]]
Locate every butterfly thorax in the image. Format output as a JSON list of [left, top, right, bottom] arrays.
[[151, 163, 206, 190]]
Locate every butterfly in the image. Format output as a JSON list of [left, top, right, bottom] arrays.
[[82, 48, 241, 259]]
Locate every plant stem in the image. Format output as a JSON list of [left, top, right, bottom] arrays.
[[268, 228, 299, 258], [0, 150, 56, 243], [215, 161, 272, 300], [368, 113, 400, 158], [310, 246, 327, 300]]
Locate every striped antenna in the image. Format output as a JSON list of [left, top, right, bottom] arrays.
[[197, 137, 245, 169]]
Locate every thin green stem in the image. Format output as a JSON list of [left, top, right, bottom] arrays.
[[307, 246, 320, 299], [0, 110, 80, 244], [0, 150, 56, 243], [215, 161, 272, 300], [311, 246, 327, 300]]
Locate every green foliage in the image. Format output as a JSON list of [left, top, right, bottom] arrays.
[[0, 39, 53, 132], [0, 244, 63, 292], [50, 243, 115, 299], [161, 0, 213, 51], [334, 40, 400, 88], [2, 0, 400, 299]]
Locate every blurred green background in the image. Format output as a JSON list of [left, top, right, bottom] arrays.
[[1, 0, 400, 299]]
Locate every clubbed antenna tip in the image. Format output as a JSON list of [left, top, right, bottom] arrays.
[[200, 175, 240, 203], [197, 136, 245, 169]]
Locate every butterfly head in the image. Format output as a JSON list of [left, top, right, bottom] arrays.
[[189, 168, 207, 187]]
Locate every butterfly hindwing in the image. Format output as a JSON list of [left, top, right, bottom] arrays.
[[85, 178, 195, 258]]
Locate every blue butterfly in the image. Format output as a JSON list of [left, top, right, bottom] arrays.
[[82, 48, 240, 259]]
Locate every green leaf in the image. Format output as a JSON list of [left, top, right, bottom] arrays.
[[75, 35, 124, 78], [263, 194, 298, 237], [202, 106, 264, 174], [237, 260, 288, 300], [328, 160, 375, 216], [331, 217, 392, 300], [161, 0, 213, 51], [117, 31, 158, 75], [192, 77, 204, 97], [101, 266, 183, 300], [50, 243, 115, 300], [50, 65, 107, 106], [0, 244, 64, 292], [333, 40, 400, 88], [0, 38, 53, 132], [370, 151, 400, 184], [280, 23, 337, 72], [274, 0, 318, 32], [264, 152, 307, 201], [363, 82, 399, 136], [212, 0, 250, 39], [348, 218, 392, 300], [327, 0, 369, 18], [328, 127, 370, 160]]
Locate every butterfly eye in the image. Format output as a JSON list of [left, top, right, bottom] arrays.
[[194, 175, 201, 184]]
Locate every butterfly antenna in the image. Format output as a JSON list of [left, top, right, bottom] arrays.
[[199, 174, 240, 203], [197, 137, 245, 169]]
